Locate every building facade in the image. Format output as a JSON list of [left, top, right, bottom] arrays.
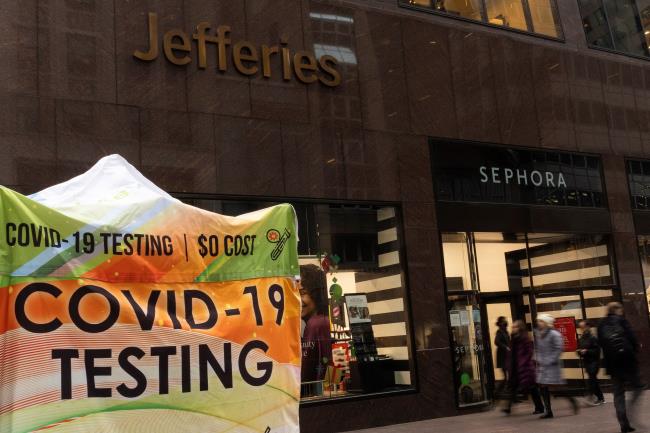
[[3, 0, 650, 432]]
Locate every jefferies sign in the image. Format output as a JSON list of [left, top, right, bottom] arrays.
[[133, 12, 342, 87], [430, 141, 605, 208]]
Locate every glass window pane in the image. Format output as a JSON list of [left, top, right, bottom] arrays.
[[474, 232, 528, 292], [637, 0, 650, 51], [578, 0, 616, 49], [485, 0, 528, 31], [442, 232, 475, 292], [583, 288, 615, 321], [528, 0, 562, 37], [526, 234, 614, 290], [603, 0, 648, 56]]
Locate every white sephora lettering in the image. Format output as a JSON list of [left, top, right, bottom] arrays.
[[479, 166, 567, 188]]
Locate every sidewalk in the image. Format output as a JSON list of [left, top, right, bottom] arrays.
[[345, 392, 650, 433]]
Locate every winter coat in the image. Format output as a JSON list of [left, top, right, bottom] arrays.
[[535, 328, 565, 385], [509, 333, 537, 391], [495, 328, 510, 369], [597, 314, 639, 378], [577, 329, 601, 375]]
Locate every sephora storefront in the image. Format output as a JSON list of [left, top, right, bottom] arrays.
[[3, 0, 650, 431], [432, 140, 616, 405]]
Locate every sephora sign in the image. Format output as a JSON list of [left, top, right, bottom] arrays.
[[431, 141, 605, 208], [479, 166, 567, 188]]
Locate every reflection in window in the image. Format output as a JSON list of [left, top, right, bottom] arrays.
[[179, 197, 414, 401], [314, 44, 358, 65], [578, 0, 650, 57], [402, 0, 563, 38]]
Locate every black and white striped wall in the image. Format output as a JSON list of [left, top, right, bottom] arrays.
[[354, 207, 411, 386]]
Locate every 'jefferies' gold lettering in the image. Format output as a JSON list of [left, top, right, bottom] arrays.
[[133, 12, 341, 86]]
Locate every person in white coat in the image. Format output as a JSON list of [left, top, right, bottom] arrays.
[[534, 314, 579, 419]]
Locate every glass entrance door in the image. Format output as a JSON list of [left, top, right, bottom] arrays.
[[448, 294, 489, 406], [482, 294, 529, 400]]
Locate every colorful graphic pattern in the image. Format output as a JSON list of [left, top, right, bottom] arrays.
[[0, 155, 300, 433]]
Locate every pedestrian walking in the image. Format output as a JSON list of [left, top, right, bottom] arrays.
[[503, 320, 545, 415], [598, 302, 644, 433], [534, 313, 579, 419], [494, 316, 510, 399], [577, 320, 605, 405]]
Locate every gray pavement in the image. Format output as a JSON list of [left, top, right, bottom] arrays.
[[345, 391, 650, 433]]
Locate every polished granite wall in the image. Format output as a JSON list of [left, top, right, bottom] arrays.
[[2, 0, 650, 431]]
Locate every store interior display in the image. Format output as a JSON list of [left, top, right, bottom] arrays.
[[300, 263, 403, 400]]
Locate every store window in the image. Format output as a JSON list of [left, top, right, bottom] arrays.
[[578, 0, 650, 57], [401, 0, 563, 38], [179, 197, 415, 401], [627, 159, 650, 210], [442, 231, 617, 406]]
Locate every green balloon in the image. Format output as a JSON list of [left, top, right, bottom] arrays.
[[329, 283, 343, 299], [460, 373, 470, 386]]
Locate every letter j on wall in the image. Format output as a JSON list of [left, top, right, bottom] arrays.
[[0, 155, 302, 433]]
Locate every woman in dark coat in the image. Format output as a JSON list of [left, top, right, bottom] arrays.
[[494, 316, 510, 397], [577, 320, 604, 404], [504, 320, 544, 414]]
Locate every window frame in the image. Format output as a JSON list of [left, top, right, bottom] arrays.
[[398, 0, 565, 42], [173, 192, 419, 406]]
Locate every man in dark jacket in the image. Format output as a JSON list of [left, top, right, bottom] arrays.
[[577, 320, 604, 404], [598, 302, 644, 433]]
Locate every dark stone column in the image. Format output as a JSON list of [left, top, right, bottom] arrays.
[[602, 155, 650, 379]]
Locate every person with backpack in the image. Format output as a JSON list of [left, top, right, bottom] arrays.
[[534, 314, 579, 419], [577, 320, 604, 405], [598, 302, 644, 433]]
